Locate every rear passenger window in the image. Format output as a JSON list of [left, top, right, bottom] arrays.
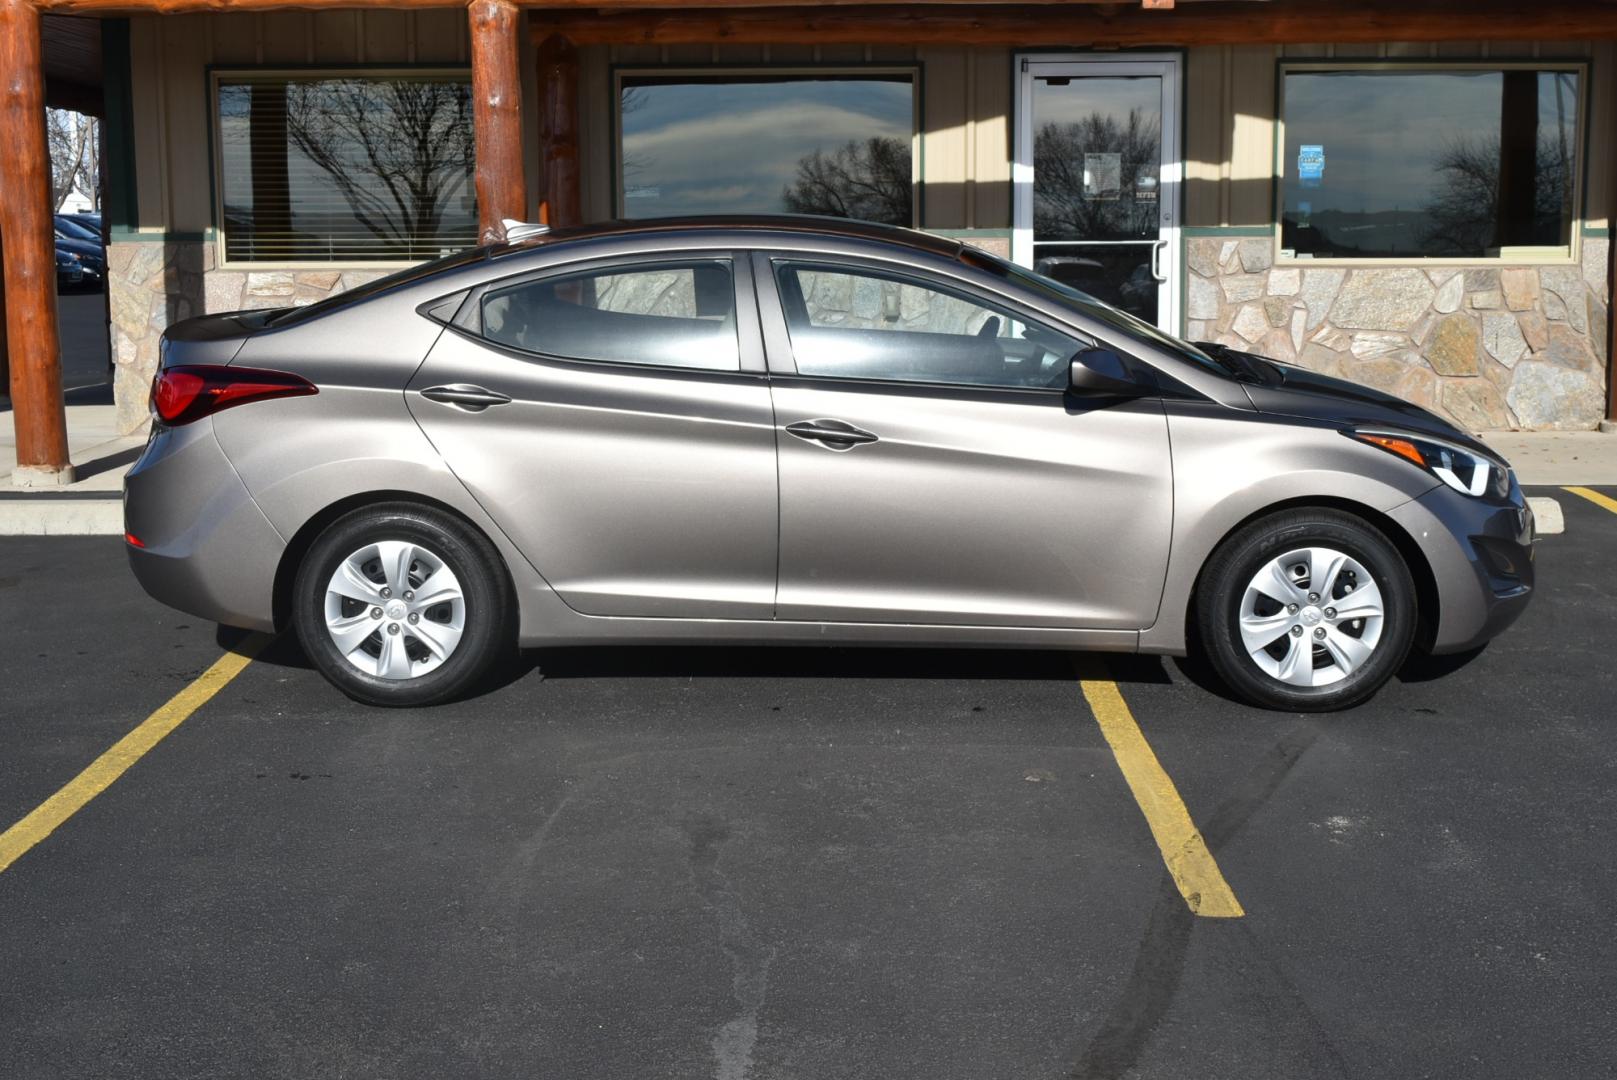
[[774, 261, 1084, 389], [480, 260, 739, 370]]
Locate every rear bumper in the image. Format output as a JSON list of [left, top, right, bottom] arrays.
[[124, 420, 285, 633], [1388, 483, 1535, 654]]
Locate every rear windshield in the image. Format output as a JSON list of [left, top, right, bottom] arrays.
[[265, 246, 497, 328]]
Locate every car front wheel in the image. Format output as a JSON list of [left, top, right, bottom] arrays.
[[293, 503, 511, 707], [1197, 508, 1417, 711]]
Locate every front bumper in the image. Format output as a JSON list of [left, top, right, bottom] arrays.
[[1388, 483, 1534, 654], [124, 419, 285, 633]]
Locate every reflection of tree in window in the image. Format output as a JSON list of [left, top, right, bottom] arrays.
[[619, 85, 649, 188], [1033, 110, 1161, 241], [1422, 72, 1578, 255], [781, 137, 913, 225], [280, 79, 475, 259]]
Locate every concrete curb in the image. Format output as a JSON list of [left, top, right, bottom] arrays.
[[1527, 496, 1564, 536], [0, 497, 123, 535]]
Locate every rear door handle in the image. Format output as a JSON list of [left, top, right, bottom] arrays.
[[420, 384, 512, 412], [784, 419, 880, 450]]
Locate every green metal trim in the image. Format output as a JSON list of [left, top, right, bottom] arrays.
[[1582, 226, 1610, 238], [1182, 226, 1273, 237], [925, 228, 1013, 238], [107, 228, 213, 244], [100, 20, 139, 232]]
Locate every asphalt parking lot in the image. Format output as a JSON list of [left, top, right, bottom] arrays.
[[2, 488, 1615, 1080]]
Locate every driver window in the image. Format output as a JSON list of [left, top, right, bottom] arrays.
[[774, 261, 1085, 389]]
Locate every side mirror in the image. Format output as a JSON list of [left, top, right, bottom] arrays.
[[1068, 346, 1148, 398]]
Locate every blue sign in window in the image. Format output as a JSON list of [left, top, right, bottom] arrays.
[[1297, 144, 1325, 187]]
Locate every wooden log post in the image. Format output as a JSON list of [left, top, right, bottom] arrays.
[[536, 33, 580, 228], [0, 228, 9, 397], [0, 0, 72, 485], [469, 0, 527, 244]]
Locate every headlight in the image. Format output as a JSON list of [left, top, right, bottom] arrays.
[[1346, 428, 1512, 499]]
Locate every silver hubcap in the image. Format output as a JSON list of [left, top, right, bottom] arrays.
[[1239, 546, 1385, 688], [323, 540, 466, 680]]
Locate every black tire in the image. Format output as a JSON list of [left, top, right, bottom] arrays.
[[1196, 508, 1417, 712], [292, 502, 512, 707]]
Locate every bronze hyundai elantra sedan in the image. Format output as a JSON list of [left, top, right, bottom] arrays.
[[125, 217, 1534, 709]]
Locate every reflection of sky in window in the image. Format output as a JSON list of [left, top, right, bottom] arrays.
[[619, 78, 912, 216], [1282, 70, 1579, 215], [1033, 76, 1159, 129]]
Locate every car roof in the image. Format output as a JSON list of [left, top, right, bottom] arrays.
[[496, 215, 966, 260]]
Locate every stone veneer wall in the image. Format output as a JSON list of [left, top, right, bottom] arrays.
[[1185, 236, 1611, 431], [107, 239, 387, 434]]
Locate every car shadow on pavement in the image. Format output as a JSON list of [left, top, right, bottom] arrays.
[[227, 622, 1470, 704], [1394, 644, 1488, 683], [235, 626, 1177, 692]]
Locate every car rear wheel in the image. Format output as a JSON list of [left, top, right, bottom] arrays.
[[1197, 508, 1417, 711], [293, 503, 511, 707]]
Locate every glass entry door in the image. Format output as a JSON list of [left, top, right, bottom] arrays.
[[1014, 55, 1181, 333]]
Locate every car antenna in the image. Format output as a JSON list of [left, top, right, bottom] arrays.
[[501, 219, 551, 241]]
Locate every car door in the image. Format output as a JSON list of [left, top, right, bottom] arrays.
[[407, 252, 779, 620], [754, 251, 1173, 629]]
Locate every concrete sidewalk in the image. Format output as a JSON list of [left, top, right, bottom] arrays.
[[0, 398, 1614, 535], [1479, 430, 1617, 485], [0, 401, 143, 534]]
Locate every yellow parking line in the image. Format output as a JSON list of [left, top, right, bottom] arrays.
[[1564, 486, 1617, 516], [1078, 670, 1245, 918], [0, 634, 268, 877]]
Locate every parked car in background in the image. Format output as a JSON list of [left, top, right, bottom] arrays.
[[125, 217, 1535, 711], [54, 215, 104, 284], [55, 247, 84, 288], [62, 212, 102, 236]]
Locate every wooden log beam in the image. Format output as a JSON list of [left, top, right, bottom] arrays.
[[536, 33, 580, 229], [36, 0, 1207, 12], [531, 0, 1617, 46], [0, 0, 72, 485], [470, 0, 526, 243]]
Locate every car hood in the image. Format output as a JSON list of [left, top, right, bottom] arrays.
[[55, 237, 102, 259], [1237, 352, 1498, 460]]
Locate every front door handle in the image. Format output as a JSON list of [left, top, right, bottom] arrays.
[[420, 384, 513, 412], [784, 419, 880, 451], [1149, 238, 1169, 284]]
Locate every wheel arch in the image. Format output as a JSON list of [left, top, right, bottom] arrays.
[[271, 490, 519, 634], [1182, 495, 1441, 654]]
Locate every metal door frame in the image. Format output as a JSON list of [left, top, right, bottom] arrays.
[[1012, 53, 1183, 335]]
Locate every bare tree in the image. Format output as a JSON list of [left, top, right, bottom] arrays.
[[619, 84, 650, 187], [280, 78, 475, 257], [1422, 131, 1575, 255], [1032, 109, 1161, 240], [782, 137, 913, 225], [47, 109, 99, 211]]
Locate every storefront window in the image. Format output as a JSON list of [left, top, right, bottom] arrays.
[[616, 70, 917, 225], [1279, 65, 1583, 260], [215, 71, 478, 264]]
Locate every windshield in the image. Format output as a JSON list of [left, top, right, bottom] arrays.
[[960, 247, 1229, 377], [55, 218, 98, 242]]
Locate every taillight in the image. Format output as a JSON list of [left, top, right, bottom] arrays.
[[150, 364, 317, 426]]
